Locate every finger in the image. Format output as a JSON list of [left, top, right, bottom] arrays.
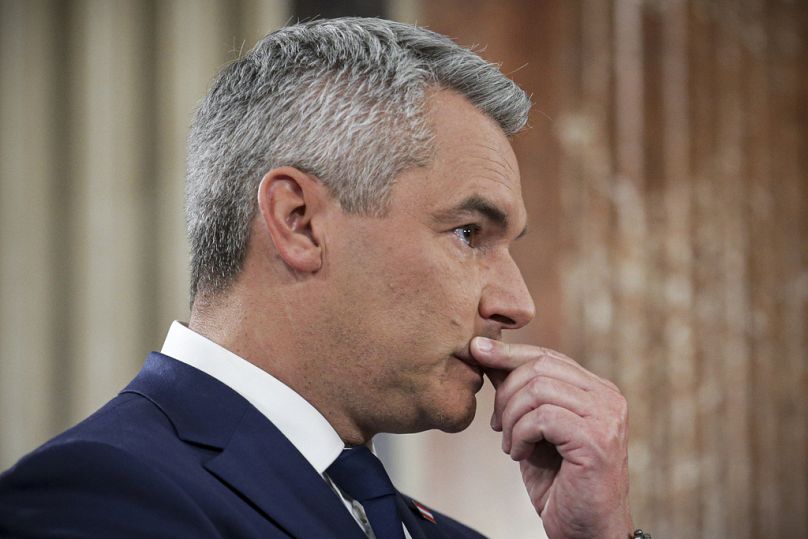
[[473, 337, 620, 394], [500, 377, 591, 454], [491, 353, 599, 431], [508, 404, 587, 461], [482, 367, 509, 392], [473, 338, 622, 431], [473, 338, 584, 373]]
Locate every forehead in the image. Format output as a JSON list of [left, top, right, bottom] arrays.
[[394, 90, 525, 224]]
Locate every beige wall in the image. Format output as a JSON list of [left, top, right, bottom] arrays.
[[1, 1, 806, 538], [0, 0, 286, 447]]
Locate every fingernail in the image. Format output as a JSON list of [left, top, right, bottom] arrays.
[[475, 337, 493, 352]]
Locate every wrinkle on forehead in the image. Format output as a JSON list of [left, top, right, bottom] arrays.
[[444, 146, 521, 196], [466, 155, 520, 193], [469, 141, 519, 176]]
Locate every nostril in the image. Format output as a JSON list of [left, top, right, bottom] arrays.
[[490, 314, 516, 327]]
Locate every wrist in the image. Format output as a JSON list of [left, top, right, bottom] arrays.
[[569, 512, 633, 539], [602, 510, 634, 539]]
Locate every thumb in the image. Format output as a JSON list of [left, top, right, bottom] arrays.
[[471, 337, 513, 390]]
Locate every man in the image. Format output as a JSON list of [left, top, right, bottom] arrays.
[[0, 18, 638, 538]]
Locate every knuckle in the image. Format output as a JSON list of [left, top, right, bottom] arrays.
[[533, 403, 552, 425], [528, 376, 546, 395], [511, 413, 531, 439], [599, 413, 627, 450], [530, 354, 548, 375]]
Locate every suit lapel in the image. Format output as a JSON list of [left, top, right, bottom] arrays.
[[397, 494, 449, 539], [205, 406, 365, 539], [123, 353, 365, 539], [397, 494, 428, 539]]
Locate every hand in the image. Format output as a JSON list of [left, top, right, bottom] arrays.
[[471, 337, 633, 539]]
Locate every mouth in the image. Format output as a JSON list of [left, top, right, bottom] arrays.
[[452, 352, 484, 381]]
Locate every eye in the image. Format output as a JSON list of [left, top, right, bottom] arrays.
[[452, 224, 481, 248]]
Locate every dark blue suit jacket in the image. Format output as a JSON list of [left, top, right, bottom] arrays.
[[0, 353, 485, 538]]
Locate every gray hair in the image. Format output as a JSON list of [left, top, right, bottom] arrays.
[[186, 17, 531, 303]]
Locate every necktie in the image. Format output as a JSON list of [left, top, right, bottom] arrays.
[[327, 446, 405, 539]]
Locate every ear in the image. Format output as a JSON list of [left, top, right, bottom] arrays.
[[256, 167, 331, 273]]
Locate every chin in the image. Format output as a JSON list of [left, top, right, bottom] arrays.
[[433, 393, 478, 433]]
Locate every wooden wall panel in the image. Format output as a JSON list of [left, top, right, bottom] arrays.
[[416, 1, 808, 537]]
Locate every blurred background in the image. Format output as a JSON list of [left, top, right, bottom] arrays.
[[1, 0, 806, 537]]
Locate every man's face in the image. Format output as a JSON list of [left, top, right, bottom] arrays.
[[317, 90, 535, 437]]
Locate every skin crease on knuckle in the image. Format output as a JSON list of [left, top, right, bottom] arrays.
[[497, 360, 538, 406], [510, 405, 572, 462], [502, 376, 573, 439], [509, 415, 538, 461]]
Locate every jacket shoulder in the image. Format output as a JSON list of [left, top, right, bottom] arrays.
[[0, 390, 226, 539], [0, 438, 222, 538]]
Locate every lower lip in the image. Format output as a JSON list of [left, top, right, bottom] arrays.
[[453, 355, 484, 387]]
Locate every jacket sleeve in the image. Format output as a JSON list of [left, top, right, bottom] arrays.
[[0, 440, 223, 538]]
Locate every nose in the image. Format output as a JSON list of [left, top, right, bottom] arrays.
[[478, 253, 535, 331]]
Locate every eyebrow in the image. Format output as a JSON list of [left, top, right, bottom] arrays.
[[434, 194, 528, 239]]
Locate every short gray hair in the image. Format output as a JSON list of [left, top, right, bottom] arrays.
[[186, 17, 531, 303]]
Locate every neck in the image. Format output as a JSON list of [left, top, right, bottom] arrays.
[[189, 288, 375, 446]]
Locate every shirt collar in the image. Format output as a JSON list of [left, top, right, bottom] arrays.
[[161, 321, 344, 475]]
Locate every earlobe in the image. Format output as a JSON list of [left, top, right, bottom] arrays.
[[257, 167, 325, 274]]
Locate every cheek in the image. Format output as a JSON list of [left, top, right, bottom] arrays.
[[386, 251, 481, 332], [339, 226, 482, 342]]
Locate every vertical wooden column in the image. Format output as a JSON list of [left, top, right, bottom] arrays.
[[569, 0, 618, 387], [0, 0, 59, 467], [745, 2, 786, 535], [745, 1, 778, 533], [716, 2, 752, 537], [612, 0, 655, 526], [766, 0, 808, 533], [660, 1, 698, 536], [67, 0, 153, 419], [688, 2, 723, 535]]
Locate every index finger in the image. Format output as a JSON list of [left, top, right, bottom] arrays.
[[472, 337, 578, 371], [471, 337, 620, 393]]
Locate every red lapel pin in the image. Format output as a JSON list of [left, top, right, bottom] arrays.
[[413, 500, 436, 524]]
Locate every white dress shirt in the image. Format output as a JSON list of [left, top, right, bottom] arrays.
[[161, 321, 410, 539]]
